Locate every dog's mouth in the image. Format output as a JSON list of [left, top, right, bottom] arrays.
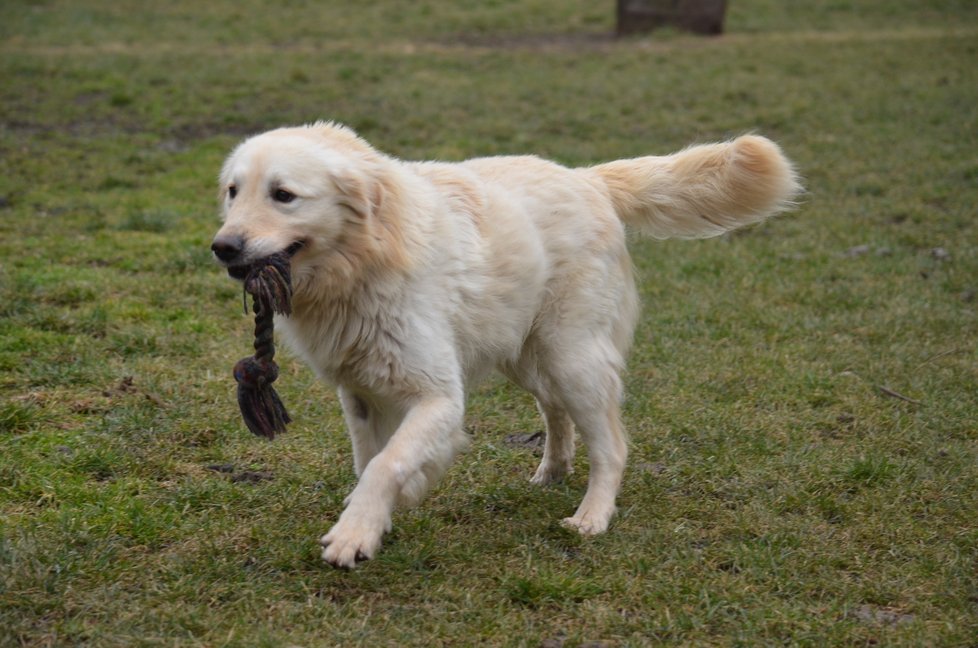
[[226, 240, 306, 280], [227, 264, 249, 280]]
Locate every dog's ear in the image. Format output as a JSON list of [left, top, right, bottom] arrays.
[[331, 162, 410, 272], [333, 167, 384, 221]]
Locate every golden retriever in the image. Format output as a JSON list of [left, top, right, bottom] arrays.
[[211, 122, 799, 568]]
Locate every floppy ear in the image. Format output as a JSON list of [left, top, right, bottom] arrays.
[[331, 162, 410, 273], [333, 167, 384, 221]]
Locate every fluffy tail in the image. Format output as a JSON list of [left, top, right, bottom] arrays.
[[588, 135, 801, 239]]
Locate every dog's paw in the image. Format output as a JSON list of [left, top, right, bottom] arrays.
[[561, 512, 611, 536], [319, 510, 390, 569], [530, 461, 573, 486]]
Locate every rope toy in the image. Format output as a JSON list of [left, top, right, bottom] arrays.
[[232, 252, 293, 439]]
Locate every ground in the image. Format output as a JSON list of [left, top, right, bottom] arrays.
[[1, 1, 976, 645]]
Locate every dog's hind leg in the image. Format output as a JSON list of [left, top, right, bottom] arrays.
[[547, 342, 628, 536], [530, 400, 576, 486], [562, 397, 627, 535], [502, 359, 576, 486]]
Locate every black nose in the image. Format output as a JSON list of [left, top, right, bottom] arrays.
[[211, 235, 244, 263]]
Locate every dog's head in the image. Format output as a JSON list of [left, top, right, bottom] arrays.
[[212, 122, 405, 295]]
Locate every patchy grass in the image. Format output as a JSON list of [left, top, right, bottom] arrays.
[[1, 1, 977, 645]]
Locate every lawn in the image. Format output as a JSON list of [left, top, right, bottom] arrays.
[[1, 1, 977, 645]]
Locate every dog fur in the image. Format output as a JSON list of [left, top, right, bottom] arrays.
[[212, 122, 800, 568]]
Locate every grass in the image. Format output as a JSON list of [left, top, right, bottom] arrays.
[[1, 0, 977, 645]]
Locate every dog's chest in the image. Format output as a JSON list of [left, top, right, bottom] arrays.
[[276, 300, 429, 393]]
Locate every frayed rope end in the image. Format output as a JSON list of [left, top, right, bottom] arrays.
[[234, 357, 291, 439]]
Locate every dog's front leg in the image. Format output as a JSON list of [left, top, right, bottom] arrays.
[[320, 393, 464, 568]]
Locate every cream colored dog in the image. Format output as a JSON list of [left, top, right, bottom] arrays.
[[212, 122, 799, 568]]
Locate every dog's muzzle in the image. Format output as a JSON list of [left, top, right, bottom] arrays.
[[217, 240, 305, 281]]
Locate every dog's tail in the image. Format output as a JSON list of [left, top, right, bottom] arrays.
[[588, 135, 801, 239]]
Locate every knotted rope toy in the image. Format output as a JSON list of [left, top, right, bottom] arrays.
[[233, 252, 294, 439]]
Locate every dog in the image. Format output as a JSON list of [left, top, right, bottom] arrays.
[[211, 122, 799, 568]]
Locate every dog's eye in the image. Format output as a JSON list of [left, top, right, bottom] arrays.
[[228, 185, 237, 200], [273, 189, 296, 204]]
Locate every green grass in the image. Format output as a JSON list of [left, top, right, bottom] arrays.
[[1, 1, 977, 645]]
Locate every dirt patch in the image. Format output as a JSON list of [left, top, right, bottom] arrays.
[[446, 31, 617, 52], [504, 431, 545, 451], [102, 375, 168, 408], [205, 463, 275, 484], [852, 604, 915, 627]]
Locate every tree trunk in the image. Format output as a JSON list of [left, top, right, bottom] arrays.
[[616, 0, 728, 36]]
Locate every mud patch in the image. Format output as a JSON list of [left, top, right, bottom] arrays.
[[504, 431, 544, 450]]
